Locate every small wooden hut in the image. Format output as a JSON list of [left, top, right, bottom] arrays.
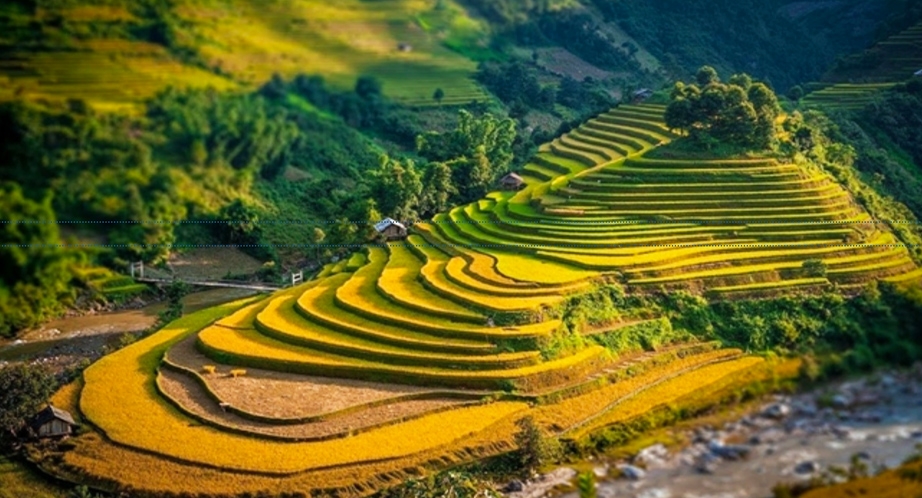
[[374, 218, 408, 240], [28, 405, 77, 439], [499, 172, 525, 191], [631, 88, 654, 102]]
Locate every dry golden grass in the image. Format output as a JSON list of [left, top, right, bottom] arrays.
[[567, 356, 764, 439], [167, 334, 436, 419], [80, 302, 528, 473], [157, 367, 472, 440]]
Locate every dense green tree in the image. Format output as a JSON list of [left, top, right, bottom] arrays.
[[419, 162, 457, 218], [728, 73, 753, 91], [355, 75, 383, 100], [0, 183, 77, 337], [665, 67, 779, 149], [0, 363, 57, 445], [147, 87, 298, 177], [433, 88, 445, 105], [307, 227, 326, 262], [369, 156, 423, 222], [514, 415, 560, 477], [696, 65, 719, 86], [217, 200, 260, 242], [417, 110, 515, 203]]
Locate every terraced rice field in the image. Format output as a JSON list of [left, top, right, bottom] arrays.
[[802, 20, 922, 111], [0, 0, 488, 108], [65, 103, 918, 496]]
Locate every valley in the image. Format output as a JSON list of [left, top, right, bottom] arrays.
[[2, 1, 922, 497]]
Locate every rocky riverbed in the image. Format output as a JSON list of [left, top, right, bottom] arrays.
[[0, 288, 258, 371], [507, 366, 922, 498]]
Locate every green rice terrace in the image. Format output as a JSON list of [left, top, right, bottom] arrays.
[[39, 103, 921, 497], [0, 0, 489, 109], [801, 20, 922, 111]]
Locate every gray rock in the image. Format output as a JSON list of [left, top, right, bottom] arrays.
[[593, 466, 608, 478], [708, 440, 751, 461], [854, 410, 883, 423], [634, 443, 669, 468], [831, 393, 853, 409], [617, 464, 646, 480], [503, 480, 525, 493], [794, 461, 820, 475], [694, 453, 720, 474], [762, 402, 792, 420], [831, 425, 852, 439]]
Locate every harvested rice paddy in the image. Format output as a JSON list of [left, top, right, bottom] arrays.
[[58, 102, 918, 497]]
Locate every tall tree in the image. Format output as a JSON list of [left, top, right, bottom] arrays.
[[369, 156, 423, 222], [665, 66, 779, 150], [696, 65, 719, 86], [0, 363, 57, 445], [419, 162, 457, 218], [0, 183, 76, 337], [417, 110, 516, 203]]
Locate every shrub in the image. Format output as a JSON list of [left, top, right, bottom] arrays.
[[230, 369, 247, 378], [202, 365, 217, 375], [576, 471, 597, 498], [514, 415, 561, 476], [801, 259, 828, 278]]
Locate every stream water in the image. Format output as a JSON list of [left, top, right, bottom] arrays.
[[512, 370, 922, 498], [0, 288, 258, 365]]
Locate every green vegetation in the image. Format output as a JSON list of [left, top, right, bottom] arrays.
[[666, 66, 780, 150], [0, 184, 77, 337], [0, 363, 57, 446], [0, 453, 64, 498], [4, 1, 922, 494]]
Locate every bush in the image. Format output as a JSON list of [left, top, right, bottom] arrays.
[[514, 415, 561, 476], [801, 259, 827, 278]]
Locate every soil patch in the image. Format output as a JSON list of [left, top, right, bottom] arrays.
[[168, 248, 265, 281], [167, 334, 436, 418], [158, 367, 471, 440]]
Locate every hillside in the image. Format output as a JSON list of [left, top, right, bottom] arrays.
[[0, 0, 911, 111], [0, 0, 490, 108], [34, 103, 921, 496]]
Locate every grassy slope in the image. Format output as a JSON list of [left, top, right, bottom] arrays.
[[0, 454, 65, 498], [0, 0, 490, 108]]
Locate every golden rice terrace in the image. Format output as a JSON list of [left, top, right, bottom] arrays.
[[54, 105, 920, 496]]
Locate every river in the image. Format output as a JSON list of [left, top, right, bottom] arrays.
[[0, 288, 259, 366]]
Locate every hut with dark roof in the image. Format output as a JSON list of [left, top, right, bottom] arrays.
[[499, 172, 525, 191], [374, 218, 408, 240], [28, 405, 77, 439]]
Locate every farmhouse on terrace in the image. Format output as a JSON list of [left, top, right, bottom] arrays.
[[632, 88, 654, 102], [26, 405, 78, 439], [374, 218, 408, 240], [499, 172, 525, 191]]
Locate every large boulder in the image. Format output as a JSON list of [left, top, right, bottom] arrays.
[[794, 460, 820, 475], [761, 402, 791, 420]]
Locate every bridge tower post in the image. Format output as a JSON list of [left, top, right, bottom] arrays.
[[130, 261, 144, 279]]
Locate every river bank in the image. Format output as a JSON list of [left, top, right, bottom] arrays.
[[0, 288, 260, 370], [508, 366, 922, 498]]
